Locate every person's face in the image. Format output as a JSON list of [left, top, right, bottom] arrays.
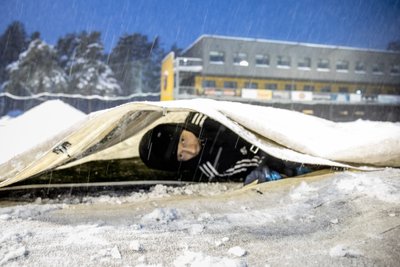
[[177, 130, 201, 161]]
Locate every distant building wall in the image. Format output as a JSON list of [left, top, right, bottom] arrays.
[[183, 35, 400, 91]]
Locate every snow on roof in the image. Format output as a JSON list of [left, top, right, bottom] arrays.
[[183, 34, 397, 55], [0, 100, 86, 165]]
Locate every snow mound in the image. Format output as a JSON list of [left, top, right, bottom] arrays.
[[0, 203, 64, 220], [0, 100, 86, 164], [335, 171, 400, 203]]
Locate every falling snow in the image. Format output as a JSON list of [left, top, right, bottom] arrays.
[[0, 100, 399, 266]]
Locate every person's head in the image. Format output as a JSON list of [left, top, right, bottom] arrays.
[[176, 129, 201, 161], [139, 124, 201, 171]]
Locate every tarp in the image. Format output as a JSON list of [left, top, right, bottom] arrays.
[[1, 99, 400, 188]]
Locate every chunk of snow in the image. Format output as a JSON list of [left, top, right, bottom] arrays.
[[228, 246, 247, 257], [215, 237, 230, 247], [329, 244, 362, 258], [0, 246, 27, 265], [141, 208, 179, 224], [189, 224, 205, 235], [129, 240, 144, 252], [110, 246, 121, 259], [330, 218, 339, 224]]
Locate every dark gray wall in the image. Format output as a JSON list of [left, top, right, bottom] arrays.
[[183, 35, 400, 86]]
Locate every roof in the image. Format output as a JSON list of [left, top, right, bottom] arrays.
[[183, 34, 399, 55]]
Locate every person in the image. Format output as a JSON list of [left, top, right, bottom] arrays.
[[139, 112, 314, 185]]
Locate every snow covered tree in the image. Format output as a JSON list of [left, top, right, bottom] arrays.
[[4, 39, 68, 96], [68, 32, 121, 96], [0, 21, 29, 86], [109, 33, 164, 95], [55, 33, 80, 71]]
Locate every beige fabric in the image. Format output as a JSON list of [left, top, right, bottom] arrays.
[[1, 99, 399, 188]]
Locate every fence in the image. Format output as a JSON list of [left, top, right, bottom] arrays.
[[1, 91, 399, 122], [0, 92, 160, 117]]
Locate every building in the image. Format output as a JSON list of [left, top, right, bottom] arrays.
[[160, 35, 400, 121]]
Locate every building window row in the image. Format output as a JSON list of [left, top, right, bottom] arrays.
[[201, 80, 353, 92], [208, 51, 400, 75]]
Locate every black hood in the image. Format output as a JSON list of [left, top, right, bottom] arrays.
[[139, 123, 184, 171]]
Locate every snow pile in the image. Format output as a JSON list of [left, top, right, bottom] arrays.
[[335, 171, 400, 203], [0, 100, 86, 164], [80, 183, 240, 205], [0, 203, 65, 220]]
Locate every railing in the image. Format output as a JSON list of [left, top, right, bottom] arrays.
[[176, 86, 400, 105]]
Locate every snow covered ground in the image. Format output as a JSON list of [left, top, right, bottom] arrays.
[[1, 100, 399, 266], [0, 169, 399, 266]]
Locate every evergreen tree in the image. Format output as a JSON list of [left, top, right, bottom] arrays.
[[4, 39, 68, 96], [169, 43, 183, 57], [109, 33, 164, 95], [55, 33, 80, 71], [0, 21, 28, 86], [143, 36, 164, 93], [69, 31, 121, 96]]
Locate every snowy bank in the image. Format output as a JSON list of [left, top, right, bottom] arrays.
[[0, 169, 399, 266]]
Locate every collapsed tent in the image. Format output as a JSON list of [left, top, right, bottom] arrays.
[[1, 99, 400, 188]]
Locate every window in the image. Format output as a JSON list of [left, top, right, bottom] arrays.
[[298, 57, 311, 69], [265, 83, 277, 90], [303, 85, 315, 91], [338, 87, 349, 93], [224, 81, 237, 89], [355, 61, 366, 73], [202, 80, 216, 88], [321, 86, 331, 92], [336, 60, 349, 72], [277, 56, 291, 68], [390, 64, 400, 76], [255, 54, 270, 67], [317, 59, 330, 70], [244, 82, 258, 89], [233, 52, 248, 66], [372, 63, 384, 75], [284, 84, 296, 91], [209, 51, 224, 64]]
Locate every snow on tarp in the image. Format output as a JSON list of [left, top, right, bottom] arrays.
[[1, 99, 400, 188]]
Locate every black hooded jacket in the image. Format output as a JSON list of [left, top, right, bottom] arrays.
[[139, 112, 307, 182], [179, 112, 291, 182]]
